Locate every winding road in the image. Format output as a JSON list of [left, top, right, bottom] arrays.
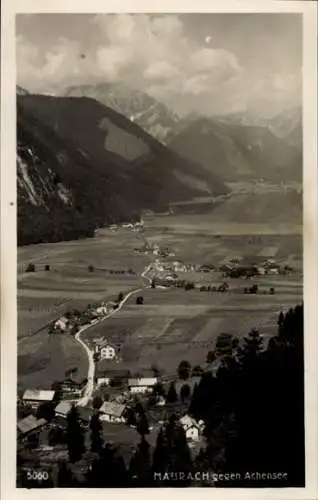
[[75, 261, 154, 406]]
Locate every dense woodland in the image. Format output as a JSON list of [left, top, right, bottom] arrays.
[[17, 303, 304, 488]]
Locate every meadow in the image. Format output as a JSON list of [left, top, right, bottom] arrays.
[[86, 273, 302, 377], [17, 229, 151, 389]]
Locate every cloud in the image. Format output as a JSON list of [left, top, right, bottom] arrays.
[[16, 14, 301, 117]]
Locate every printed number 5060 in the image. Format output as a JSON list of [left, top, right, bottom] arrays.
[[26, 470, 49, 481]]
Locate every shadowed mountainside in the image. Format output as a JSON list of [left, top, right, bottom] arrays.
[[59, 83, 180, 144], [17, 94, 228, 245], [166, 117, 302, 183]]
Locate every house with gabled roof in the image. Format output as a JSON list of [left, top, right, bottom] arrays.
[[128, 377, 158, 394], [22, 389, 56, 409], [99, 401, 128, 423], [17, 414, 48, 440], [179, 414, 203, 442]]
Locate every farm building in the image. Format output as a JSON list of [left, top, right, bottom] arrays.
[[54, 402, 93, 427], [256, 266, 266, 275], [54, 400, 73, 419], [96, 377, 111, 387], [59, 379, 85, 399], [179, 415, 201, 442], [17, 415, 48, 441], [95, 365, 130, 386], [172, 260, 188, 272], [95, 306, 108, 316], [128, 377, 158, 394], [99, 401, 128, 423], [54, 316, 69, 332], [22, 389, 56, 409]]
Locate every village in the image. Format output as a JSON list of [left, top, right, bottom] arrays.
[[17, 220, 297, 476]]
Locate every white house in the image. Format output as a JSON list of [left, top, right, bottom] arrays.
[[99, 401, 127, 423], [96, 377, 111, 387], [94, 338, 117, 360], [96, 306, 108, 316], [179, 415, 202, 442], [268, 267, 279, 275], [128, 377, 158, 394], [256, 266, 266, 275], [173, 261, 187, 272], [100, 345, 116, 360], [54, 316, 68, 332]]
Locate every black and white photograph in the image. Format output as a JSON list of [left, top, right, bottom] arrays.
[[1, 0, 318, 496]]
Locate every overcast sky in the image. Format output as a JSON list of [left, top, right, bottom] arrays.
[[16, 13, 302, 118]]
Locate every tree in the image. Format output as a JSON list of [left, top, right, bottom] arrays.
[[177, 360, 191, 380], [136, 296, 144, 305], [88, 265, 94, 272], [241, 328, 263, 359], [278, 311, 285, 336], [26, 432, 39, 450], [26, 263, 35, 273], [153, 415, 193, 486], [216, 333, 234, 355], [48, 425, 66, 446], [151, 279, 156, 289], [151, 364, 161, 377], [51, 381, 62, 401], [137, 412, 150, 440], [232, 336, 240, 349], [90, 413, 103, 454], [153, 382, 165, 396], [66, 405, 85, 463], [129, 438, 152, 487], [93, 352, 100, 363], [192, 365, 203, 377], [188, 382, 200, 418], [166, 382, 178, 403], [56, 461, 77, 487], [206, 350, 216, 364], [180, 383, 191, 403], [270, 287, 275, 295], [225, 304, 305, 487], [92, 396, 103, 409], [117, 292, 124, 302], [44, 264, 50, 271], [249, 284, 258, 294], [185, 282, 195, 290]]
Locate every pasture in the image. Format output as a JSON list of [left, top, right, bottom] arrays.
[[17, 228, 149, 389], [143, 219, 302, 271], [18, 228, 150, 339], [84, 275, 303, 376], [18, 333, 88, 392]]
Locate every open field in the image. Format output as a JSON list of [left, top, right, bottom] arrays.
[[85, 275, 302, 376], [17, 228, 150, 389], [18, 333, 88, 392], [18, 228, 150, 339], [167, 189, 302, 225]]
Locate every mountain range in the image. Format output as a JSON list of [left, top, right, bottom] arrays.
[[58, 83, 179, 144], [166, 115, 302, 183], [17, 91, 228, 245]]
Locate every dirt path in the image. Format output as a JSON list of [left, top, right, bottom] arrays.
[[75, 261, 153, 406]]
